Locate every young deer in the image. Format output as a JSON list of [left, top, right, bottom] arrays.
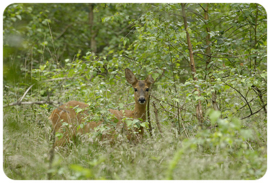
[[49, 68, 154, 146]]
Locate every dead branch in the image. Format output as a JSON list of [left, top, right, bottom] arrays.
[[178, 108, 189, 138], [147, 95, 153, 137], [152, 102, 163, 135], [150, 95, 195, 116], [4, 101, 62, 108], [251, 85, 267, 114], [224, 82, 253, 115], [18, 84, 34, 102], [241, 104, 267, 120], [156, 100, 189, 138], [45, 77, 79, 82]]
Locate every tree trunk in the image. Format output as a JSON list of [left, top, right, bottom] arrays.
[[181, 3, 204, 123], [203, 3, 219, 111], [89, 4, 97, 53]]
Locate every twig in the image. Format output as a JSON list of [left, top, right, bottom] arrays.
[[4, 100, 62, 107], [117, 23, 135, 35], [158, 101, 178, 118], [241, 104, 267, 120], [224, 82, 253, 115], [237, 97, 255, 111], [47, 129, 56, 180], [251, 85, 267, 114], [55, 23, 73, 40], [194, 52, 250, 58], [147, 95, 153, 137], [145, 67, 166, 137], [153, 68, 165, 84], [18, 84, 34, 103], [156, 100, 189, 138], [178, 108, 189, 138], [122, 54, 136, 61], [150, 95, 192, 115], [152, 102, 163, 135], [198, 3, 206, 12], [45, 77, 78, 82]]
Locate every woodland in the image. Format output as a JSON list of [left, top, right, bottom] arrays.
[[3, 3, 267, 180]]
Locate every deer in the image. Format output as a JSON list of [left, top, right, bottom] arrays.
[[49, 68, 154, 147]]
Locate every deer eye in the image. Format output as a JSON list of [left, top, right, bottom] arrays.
[[146, 88, 149, 92], [134, 88, 138, 92]]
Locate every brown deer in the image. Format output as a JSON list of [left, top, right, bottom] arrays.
[[49, 68, 154, 146]]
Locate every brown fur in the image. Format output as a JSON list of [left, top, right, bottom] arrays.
[[49, 68, 154, 146]]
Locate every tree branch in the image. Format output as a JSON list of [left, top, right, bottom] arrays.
[[4, 100, 62, 108], [152, 102, 163, 135], [241, 104, 267, 119], [224, 82, 253, 115], [55, 23, 73, 40]]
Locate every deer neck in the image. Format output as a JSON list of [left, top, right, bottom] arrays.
[[133, 102, 147, 121]]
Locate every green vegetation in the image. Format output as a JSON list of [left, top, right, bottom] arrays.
[[3, 3, 267, 180]]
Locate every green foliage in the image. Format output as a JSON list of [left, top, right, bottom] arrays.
[[3, 3, 267, 180]]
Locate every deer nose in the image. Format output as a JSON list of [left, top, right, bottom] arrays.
[[138, 97, 146, 104]]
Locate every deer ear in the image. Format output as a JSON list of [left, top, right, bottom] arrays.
[[125, 68, 137, 85], [145, 75, 154, 86]]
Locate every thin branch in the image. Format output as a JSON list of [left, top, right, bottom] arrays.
[[45, 77, 78, 82], [18, 84, 34, 102], [157, 101, 189, 138], [198, 3, 206, 12], [226, 23, 250, 39], [153, 68, 165, 84], [178, 108, 189, 138], [55, 23, 73, 40], [151, 95, 197, 119], [158, 101, 178, 117], [194, 52, 250, 58], [186, 7, 205, 21], [224, 82, 253, 115], [237, 97, 255, 111], [251, 85, 267, 114], [122, 54, 136, 61], [167, 42, 185, 57], [147, 95, 153, 137], [4, 100, 62, 108], [241, 104, 267, 119], [47, 129, 56, 180], [117, 23, 135, 35], [152, 102, 163, 135]]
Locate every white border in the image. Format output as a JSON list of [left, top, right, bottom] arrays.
[[1, 1, 269, 183]]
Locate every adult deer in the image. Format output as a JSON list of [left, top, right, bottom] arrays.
[[49, 68, 154, 146]]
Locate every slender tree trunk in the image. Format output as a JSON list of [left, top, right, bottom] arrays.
[[181, 3, 204, 123], [254, 3, 258, 71], [89, 3, 97, 53], [203, 3, 219, 111], [147, 95, 153, 137], [204, 4, 211, 72]]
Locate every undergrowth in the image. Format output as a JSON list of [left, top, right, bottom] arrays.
[[3, 98, 267, 180]]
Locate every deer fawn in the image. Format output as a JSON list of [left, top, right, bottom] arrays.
[[49, 68, 154, 146]]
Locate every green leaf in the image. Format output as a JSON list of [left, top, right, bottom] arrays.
[[209, 110, 221, 125], [240, 129, 253, 140], [69, 164, 92, 179]]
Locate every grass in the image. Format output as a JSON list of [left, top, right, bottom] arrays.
[[3, 78, 267, 180], [3, 102, 267, 180]]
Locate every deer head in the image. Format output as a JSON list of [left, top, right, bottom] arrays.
[[125, 68, 154, 105]]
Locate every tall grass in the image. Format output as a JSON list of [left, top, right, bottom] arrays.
[[3, 66, 267, 180], [3, 99, 266, 179]]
